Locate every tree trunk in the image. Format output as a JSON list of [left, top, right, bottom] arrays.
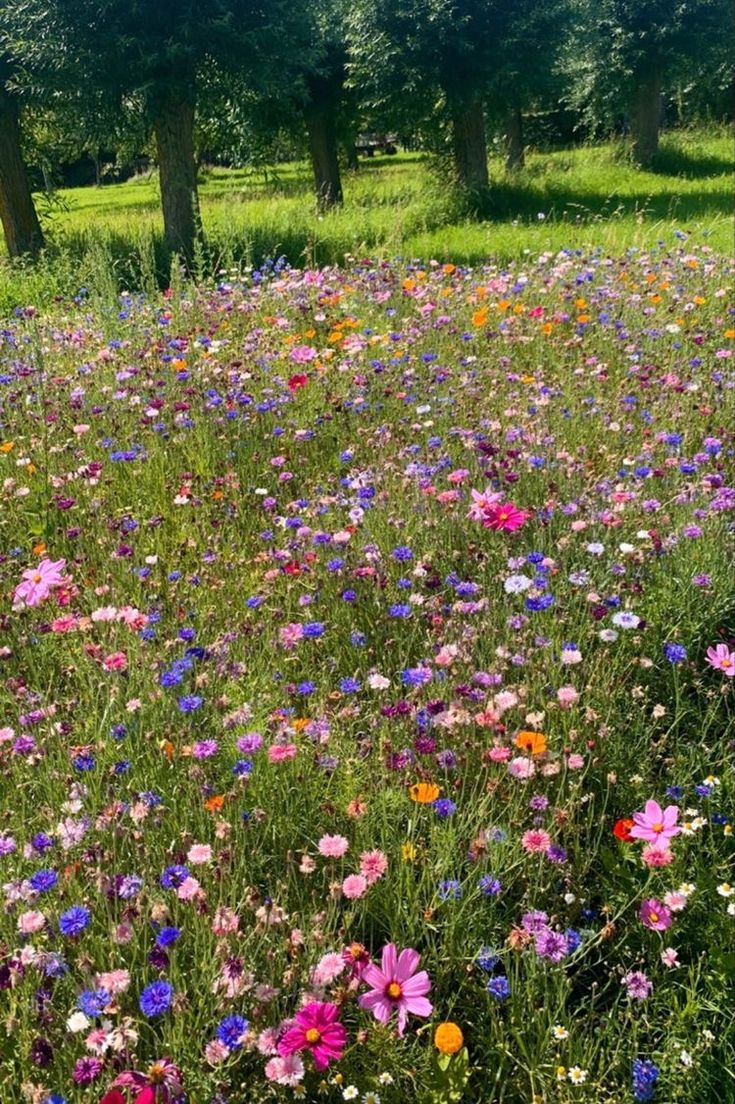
[[505, 106, 525, 171], [152, 88, 201, 263], [451, 99, 488, 190], [0, 87, 44, 258], [307, 107, 343, 210], [632, 69, 663, 168]]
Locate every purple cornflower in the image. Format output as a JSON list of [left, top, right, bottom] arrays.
[[623, 971, 653, 1000]]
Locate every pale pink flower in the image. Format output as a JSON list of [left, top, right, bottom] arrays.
[[557, 685, 579, 708], [661, 947, 679, 968], [318, 834, 349, 859], [264, 1053, 305, 1086], [289, 345, 318, 363], [103, 651, 128, 672], [205, 1040, 229, 1065], [17, 910, 46, 934], [487, 745, 511, 762], [212, 907, 239, 936], [641, 845, 674, 867], [663, 891, 688, 911], [96, 969, 130, 994], [508, 756, 536, 780], [467, 486, 503, 521], [177, 876, 202, 901], [311, 951, 346, 987], [342, 874, 368, 899], [187, 844, 212, 865], [566, 754, 585, 770]]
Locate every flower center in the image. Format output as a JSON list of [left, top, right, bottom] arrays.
[[386, 981, 402, 1000], [649, 911, 659, 923], [652, 822, 663, 832], [147, 1063, 166, 1084], [350, 942, 363, 959], [305, 1028, 321, 1044], [31, 573, 42, 583]]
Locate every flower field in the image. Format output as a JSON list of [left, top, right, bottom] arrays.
[[0, 242, 733, 1103]]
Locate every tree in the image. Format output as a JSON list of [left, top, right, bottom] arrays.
[[567, 0, 734, 166], [6, 0, 307, 262], [349, 0, 502, 191], [0, 53, 43, 257]]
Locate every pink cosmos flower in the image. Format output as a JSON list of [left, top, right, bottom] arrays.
[[318, 835, 349, 859], [14, 558, 66, 607], [289, 345, 318, 363], [706, 643, 735, 676], [277, 1001, 347, 1070], [106, 1057, 183, 1104], [629, 800, 680, 845], [481, 502, 530, 533], [342, 873, 368, 899], [359, 849, 388, 883], [639, 898, 673, 931], [358, 943, 432, 1035], [467, 486, 503, 521]]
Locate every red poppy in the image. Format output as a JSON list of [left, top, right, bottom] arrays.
[[288, 374, 308, 391], [613, 817, 634, 841]]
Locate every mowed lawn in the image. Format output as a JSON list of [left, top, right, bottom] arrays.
[[31, 129, 735, 266]]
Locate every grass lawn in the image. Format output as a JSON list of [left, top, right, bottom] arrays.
[[1, 127, 732, 313]]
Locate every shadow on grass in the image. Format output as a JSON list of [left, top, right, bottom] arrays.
[[648, 147, 735, 180]]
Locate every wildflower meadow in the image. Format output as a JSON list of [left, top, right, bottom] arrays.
[[0, 240, 733, 1104]]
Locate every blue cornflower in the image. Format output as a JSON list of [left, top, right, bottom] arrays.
[[402, 666, 432, 687], [339, 677, 361, 693], [58, 906, 91, 936], [525, 594, 555, 612], [139, 980, 173, 1017], [350, 632, 367, 646], [156, 926, 181, 948], [302, 622, 325, 638], [632, 1059, 660, 1102], [31, 833, 54, 853], [392, 546, 413, 561], [72, 754, 95, 771], [232, 759, 254, 777], [487, 976, 510, 1000], [438, 879, 462, 901], [564, 928, 582, 953], [341, 589, 357, 602], [433, 798, 457, 818], [476, 947, 501, 972], [663, 642, 687, 664], [160, 864, 189, 890], [30, 869, 58, 893], [388, 603, 412, 618], [77, 988, 111, 1017], [216, 1014, 249, 1050], [478, 874, 502, 896], [178, 694, 203, 713]]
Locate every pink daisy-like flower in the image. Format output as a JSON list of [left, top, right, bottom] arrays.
[[629, 799, 680, 845], [341, 873, 368, 899], [706, 643, 735, 676], [277, 1001, 347, 1070], [358, 943, 432, 1036], [14, 558, 66, 607], [481, 502, 530, 533], [639, 898, 673, 931]]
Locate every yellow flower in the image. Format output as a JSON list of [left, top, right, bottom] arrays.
[[434, 1022, 463, 1055], [401, 842, 417, 862], [0, 441, 14, 453], [514, 730, 547, 756], [556, 1066, 567, 1081]]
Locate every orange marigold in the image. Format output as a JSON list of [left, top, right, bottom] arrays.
[[434, 1022, 464, 1055]]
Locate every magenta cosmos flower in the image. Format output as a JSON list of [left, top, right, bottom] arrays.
[[639, 898, 673, 932], [482, 502, 530, 533], [629, 800, 680, 846], [358, 943, 432, 1035], [706, 643, 735, 676], [277, 1001, 347, 1070], [14, 558, 66, 607]]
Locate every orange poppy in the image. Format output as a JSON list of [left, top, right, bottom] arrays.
[[204, 794, 225, 813], [514, 730, 547, 755], [409, 782, 440, 804]]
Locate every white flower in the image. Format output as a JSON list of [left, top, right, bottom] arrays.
[[568, 1067, 588, 1084], [552, 1024, 569, 1040], [679, 1049, 693, 1067], [504, 574, 532, 594], [612, 611, 641, 629], [717, 883, 734, 898], [377, 1073, 394, 1085], [585, 542, 605, 555], [343, 1088, 359, 1101], [363, 1094, 382, 1104], [678, 883, 696, 898], [66, 1011, 90, 1033]]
